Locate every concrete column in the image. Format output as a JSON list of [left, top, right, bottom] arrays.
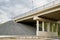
[[56, 24, 58, 32], [52, 23, 55, 32], [36, 20, 39, 36], [52, 24, 53, 32], [47, 22, 50, 32], [42, 21, 45, 32]]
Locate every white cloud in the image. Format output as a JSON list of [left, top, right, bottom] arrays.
[[0, 15, 11, 24], [0, 9, 11, 24], [1, 4, 31, 19], [33, 0, 52, 8], [0, 9, 7, 14], [5, 0, 10, 2], [14, 4, 30, 14]]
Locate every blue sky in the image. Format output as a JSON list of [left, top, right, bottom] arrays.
[[0, 0, 55, 24]]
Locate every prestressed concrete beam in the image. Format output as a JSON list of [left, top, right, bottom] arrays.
[[33, 16, 56, 22]]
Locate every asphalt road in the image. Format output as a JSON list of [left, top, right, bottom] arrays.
[[0, 21, 36, 35]]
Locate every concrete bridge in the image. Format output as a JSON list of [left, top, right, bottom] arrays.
[[0, 0, 60, 40]]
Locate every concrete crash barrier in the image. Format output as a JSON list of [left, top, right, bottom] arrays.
[[0, 36, 59, 40]]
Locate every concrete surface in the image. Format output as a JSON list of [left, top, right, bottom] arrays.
[[0, 21, 36, 35]]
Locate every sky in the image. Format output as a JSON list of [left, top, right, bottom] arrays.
[[0, 0, 55, 24]]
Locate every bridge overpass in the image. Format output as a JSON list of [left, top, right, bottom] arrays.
[[0, 0, 60, 40]]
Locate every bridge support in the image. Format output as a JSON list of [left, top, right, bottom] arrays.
[[36, 20, 39, 36], [47, 22, 50, 32], [33, 16, 58, 36]]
